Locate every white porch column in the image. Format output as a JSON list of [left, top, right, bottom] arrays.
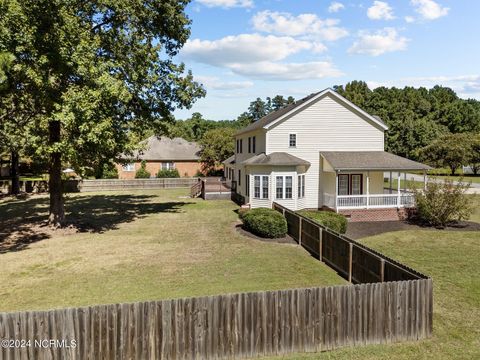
[[397, 172, 401, 208], [389, 171, 393, 194], [366, 172, 370, 209], [423, 170, 428, 191], [335, 171, 339, 213], [403, 172, 407, 193]]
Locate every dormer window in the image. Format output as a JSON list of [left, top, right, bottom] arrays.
[[289, 134, 297, 148]]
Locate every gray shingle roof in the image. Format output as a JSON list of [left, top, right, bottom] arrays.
[[130, 136, 201, 161], [242, 152, 310, 166], [320, 151, 431, 171], [223, 155, 235, 165]]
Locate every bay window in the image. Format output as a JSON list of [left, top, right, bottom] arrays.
[[253, 175, 269, 199], [276, 175, 293, 199]]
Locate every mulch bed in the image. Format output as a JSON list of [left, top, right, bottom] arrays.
[[234, 222, 297, 244], [346, 220, 480, 239]]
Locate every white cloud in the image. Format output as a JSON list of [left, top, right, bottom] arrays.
[[252, 10, 348, 41], [195, 76, 254, 90], [410, 0, 449, 20], [367, 1, 395, 20], [196, 0, 253, 9], [182, 34, 343, 81], [182, 34, 320, 66], [405, 16, 415, 23], [328, 2, 345, 13], [228, 61, 344, 81], [348, 28, 408, 56]]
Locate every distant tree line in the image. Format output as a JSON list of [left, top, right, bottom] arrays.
[[334, 81, 480, 175]]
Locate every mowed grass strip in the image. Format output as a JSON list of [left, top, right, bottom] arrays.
[[0, 189, 344, 312], [262, 229, 480, 358]]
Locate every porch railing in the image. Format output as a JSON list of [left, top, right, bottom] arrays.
[[333, 192, 415, 209]]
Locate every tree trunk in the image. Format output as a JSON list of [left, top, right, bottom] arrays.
[[10, 150, 20, 195], [450, 165, 457, 176], [48, 120, 65, 227]]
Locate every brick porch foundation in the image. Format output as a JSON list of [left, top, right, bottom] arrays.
[[339, 208, 410, 222]]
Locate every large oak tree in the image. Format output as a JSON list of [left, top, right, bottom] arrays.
[[0, 0, 205, 226]]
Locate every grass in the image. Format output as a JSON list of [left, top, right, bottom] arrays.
[[0, 189, 345, 312]]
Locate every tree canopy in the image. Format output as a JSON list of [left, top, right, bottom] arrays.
[[334, 81, 480, 159], [0, 0, 205, 225]]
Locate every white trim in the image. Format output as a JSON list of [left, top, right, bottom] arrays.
[[264, 88, 389, 132]]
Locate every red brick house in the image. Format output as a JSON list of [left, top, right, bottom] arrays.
[[116, 136, 202, 179]]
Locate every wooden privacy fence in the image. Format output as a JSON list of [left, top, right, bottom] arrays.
[[272, 202, 428, 284], [0, 280, 432, 360], [0, 203, 433, 360], [75, 178, 199, 192]]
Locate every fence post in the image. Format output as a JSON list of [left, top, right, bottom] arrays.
[[380, 259, 385, 282], [318, 227, 323, 261], [298, 218, 302, 246], [348, 243, 353, 283]]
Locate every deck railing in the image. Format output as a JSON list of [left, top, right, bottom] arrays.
[[335, 192, 415, 209]]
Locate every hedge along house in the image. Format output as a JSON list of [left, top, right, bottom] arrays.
[[116, 136, 202, 179], [228, 88, 431, 222]]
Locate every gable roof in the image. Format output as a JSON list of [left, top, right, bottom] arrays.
[[130, 136, 201, 161], [223, 155, 235, 165], [321, 151, 431, 171], [242, 152, 310, 167], [235, 88, 388, 136]]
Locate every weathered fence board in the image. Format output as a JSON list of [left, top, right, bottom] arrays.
[[0, 280, 433, 360], [0, 202, 433, 359]]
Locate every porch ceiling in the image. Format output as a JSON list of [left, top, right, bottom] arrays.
[[320, 151, 431, 172]]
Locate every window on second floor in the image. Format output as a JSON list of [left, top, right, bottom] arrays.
[[289, 134, 297, 148], [252, 136, 256, 153], [239, 139, 243, 153], [248, 137, 251, 153]]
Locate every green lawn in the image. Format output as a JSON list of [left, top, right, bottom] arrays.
[[263, 201, 480, 359], [0, 189, 344, 312]]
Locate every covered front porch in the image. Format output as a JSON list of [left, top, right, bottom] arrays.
[[321, 151, 431, 211]]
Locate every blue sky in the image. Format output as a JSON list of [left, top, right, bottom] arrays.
[[174, 0, 479, 120]]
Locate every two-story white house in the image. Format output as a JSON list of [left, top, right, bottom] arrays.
[[224, 88, 430, 222]]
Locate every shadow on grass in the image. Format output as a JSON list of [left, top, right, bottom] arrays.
[[0, 194, 188, 254]]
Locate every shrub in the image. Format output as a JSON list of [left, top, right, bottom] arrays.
[[135, 160, 151, 179], [195, 169, 205, 177], [412, 177, 474, 227], [156, 168, 180, 178], [242, 208, 288, 238], [298, 210, 348, 234], [101, 163, 118, 179]]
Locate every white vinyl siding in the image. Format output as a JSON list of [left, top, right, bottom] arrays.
[[266, 94, 385, 209]]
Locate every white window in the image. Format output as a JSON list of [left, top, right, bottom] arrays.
[[289, 134, 296, 148], [262, 175, 268, 199], [253, 175, 269, 199], [161, 162, 175, 170], [122, 163, 135, 172], [298, 175, 305, 198], [276, 175, 293, 199]]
